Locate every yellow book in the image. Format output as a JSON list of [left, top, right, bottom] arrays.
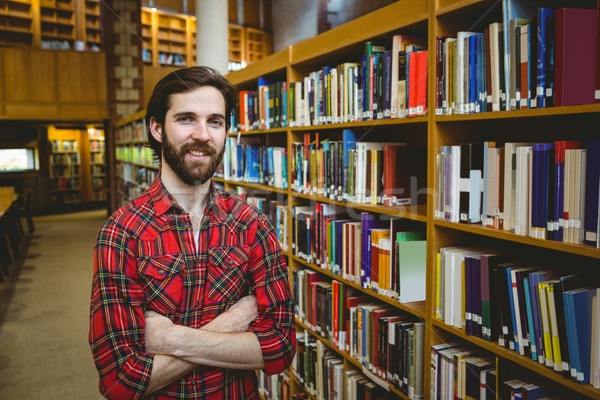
[[546, 284, 563, 373], [537, 282, 554, 369], [370, 228, 390, 292]]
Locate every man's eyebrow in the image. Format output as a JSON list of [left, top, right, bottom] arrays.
[[171, 111, 226, 120]]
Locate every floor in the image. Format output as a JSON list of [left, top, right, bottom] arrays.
[[0, 209, 108, 399]]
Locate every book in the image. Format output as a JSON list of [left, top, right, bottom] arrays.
[[396, 231, 427, 303], [554, 8, 597, 107], [584, 139, 600, 246], [536, 8, 556, 109]]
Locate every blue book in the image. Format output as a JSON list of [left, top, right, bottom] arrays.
[[584, 139, 600, 246], [563, 288, 579, 380], [236, 144, 245, 180], [476, 34, 486, 113], [536, 8, 556, 108], [266, 147, 274, 185], [342, 130, 357, 196], [360, 213, 386, 289], [281, 150, 288, 190], [468, 34, 479, 113], [245, 146, 260, 183], [567, 288, 596, 384], [523, 277, 538, 361]]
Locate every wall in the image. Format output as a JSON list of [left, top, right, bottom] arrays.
[[271, 0, 317, 52]]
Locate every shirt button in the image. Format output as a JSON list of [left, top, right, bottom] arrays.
[[195, 301, 199, 307], [228, 259, 234, 266], [157, 268, 165, 275], [191, 379, 197, 385]]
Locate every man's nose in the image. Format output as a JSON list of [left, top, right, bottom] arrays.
[[190, 123, 210, 141]]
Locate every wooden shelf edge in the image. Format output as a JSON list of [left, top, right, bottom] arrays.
[[291, 192, 428, 223], [434, 0, 490, 16], [435, 103, 600, 123], [291, 254, 427, 319], [289, 116, 428, 131], [220, 179, 288, 194], [229, 127, 288, 136], [431, 319, 600, 399], [433, 219, 600, 259]]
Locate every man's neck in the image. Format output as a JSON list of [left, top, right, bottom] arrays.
[[160, 166, 212, 220]]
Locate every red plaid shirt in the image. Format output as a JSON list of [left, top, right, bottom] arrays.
[[89, 176, 295, 399]]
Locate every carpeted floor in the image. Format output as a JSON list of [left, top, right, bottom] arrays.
[[0, 209, 108, 399]]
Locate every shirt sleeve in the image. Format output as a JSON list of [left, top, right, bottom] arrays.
[[89, 218, 154, 399], [246, 216, 296, 376]]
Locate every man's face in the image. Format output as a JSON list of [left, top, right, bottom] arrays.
[[155, 86, 228, 186]]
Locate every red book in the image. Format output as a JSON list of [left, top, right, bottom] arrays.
[[345, 296, 367, 352], [371, 308, 394, 371], [415, 50, 428, 116], [239, 90, 247, 131], [554, 8, 597, 106], [520, 25, 530, 110], [408, 51, 419, 117], [332, 280, 341, 347], [304, 270, 322, 329]]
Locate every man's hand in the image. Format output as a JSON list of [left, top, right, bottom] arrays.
[[144, 311, 175, 354], [202, 294, 258, 333]]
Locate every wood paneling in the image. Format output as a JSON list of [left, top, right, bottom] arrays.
[[0, 48, 108, 121], [143, 65, 181, 106]]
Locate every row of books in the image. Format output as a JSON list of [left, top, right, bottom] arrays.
[[51, 177, 80, 191], [294, 330, 402, 400], [435, 6, 599, 116], [232, 189, 289, 252], [431, 342, 576, 400], [50, 153, 79, 165], [293, 206, 427, 303], [89, 140, 105, 151], [288, 36, 428, 128], [291, 131, 426, 206], [117, 163, 157, 189], [90, 152, 104, 164], [51, 139, 78, 152], [116, 144, 156, 167], [233, 79, 288, 132], [292, 268, 425, 397], [91, 165, 104, 176], [116, 119, 145, 143], [219, 137, 288, 189], [49, 165, 79, 179], [435, 246, 600, 388], [257, 370, 290, 400], [434, 139, 600, 247]]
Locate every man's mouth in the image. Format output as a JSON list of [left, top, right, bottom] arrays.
[[188, 149, 210, 157]]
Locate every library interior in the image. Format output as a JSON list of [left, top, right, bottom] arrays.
[[0, 0, 600, 398]]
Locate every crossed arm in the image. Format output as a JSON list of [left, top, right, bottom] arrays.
[[144, 295, 263, 395]]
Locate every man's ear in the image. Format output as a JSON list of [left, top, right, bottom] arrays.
[[149, 117, 163, 144]]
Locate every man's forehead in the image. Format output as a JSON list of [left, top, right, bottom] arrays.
[[168, 86, 226, 113]]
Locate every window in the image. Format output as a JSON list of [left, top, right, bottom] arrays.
[[0, 148, 38, 172]]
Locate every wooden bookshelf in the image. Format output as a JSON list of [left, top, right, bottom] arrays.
[[113, 0, 600, 398], [140, 6, 273, 70]]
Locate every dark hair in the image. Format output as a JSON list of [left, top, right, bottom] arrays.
[[145, 66, 236, 162]]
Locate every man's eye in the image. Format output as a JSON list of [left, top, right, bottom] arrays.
[[209, 119, 224, 127], [178, 116, 192, 122]]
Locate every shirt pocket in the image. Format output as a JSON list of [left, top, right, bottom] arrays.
[[207, 245, 250, 303], [137, 253, 185, 315]]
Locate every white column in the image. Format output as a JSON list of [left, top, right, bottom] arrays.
[[195, 0, 228, 74]]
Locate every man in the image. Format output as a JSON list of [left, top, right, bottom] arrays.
[[89, 66, 295, 399]]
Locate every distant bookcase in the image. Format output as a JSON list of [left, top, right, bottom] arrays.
[[140, 6, 272, 70], [113, 1, 600, 399], [47, 124, 106, 206], [0, 0, 102, 51]]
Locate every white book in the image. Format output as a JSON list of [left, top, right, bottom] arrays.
[[503, 142, 533, 231], [451, 145, 461, 223], [564, 149, 573, 243], [489, 22, 503, 112], [514, 146, 532, 235], [576, 150, 587, 244]]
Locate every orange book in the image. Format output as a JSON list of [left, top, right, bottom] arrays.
[[370, 229, 390, 292]]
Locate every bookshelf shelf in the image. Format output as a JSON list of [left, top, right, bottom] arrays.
[[435, 103, 600, 122], [292, 255, 427, 319], [222, 180, 288, 195], [295, 317, 411, 400], [431, 319, 600, 399], [292, 192, 428, 223], [288, 373, 315, 400], [289, 117, 428, 131], [229, 127, 288, 137], [433, 219, 600, 260]]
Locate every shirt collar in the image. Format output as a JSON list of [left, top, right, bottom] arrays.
[[148, 174, 226, 221]]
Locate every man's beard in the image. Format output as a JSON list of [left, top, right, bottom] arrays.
[[162, 130, 225, 186]]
